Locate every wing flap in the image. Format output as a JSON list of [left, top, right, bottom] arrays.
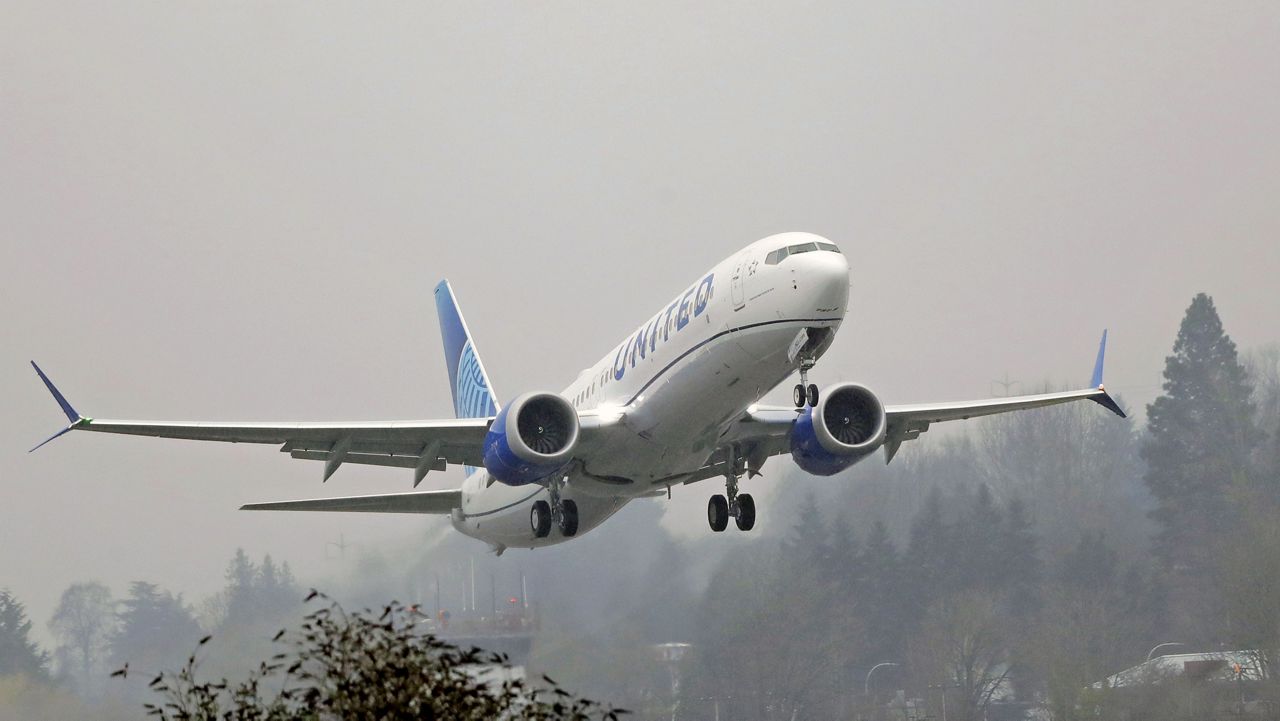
[[288, 450, 449, 473], [240, 489, 462, 514]]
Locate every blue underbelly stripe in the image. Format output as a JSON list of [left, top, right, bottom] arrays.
[[459, 487, 544, 519]]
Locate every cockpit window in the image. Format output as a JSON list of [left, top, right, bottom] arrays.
[[765, 241, 840, 265]]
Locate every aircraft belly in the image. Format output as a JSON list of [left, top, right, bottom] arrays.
[[588, 319, 827, 483], [453, 484, 628, 549]]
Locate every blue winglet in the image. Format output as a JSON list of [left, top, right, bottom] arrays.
[[29, 425, 76, 453], [32, 361, 79, 422], [1085, 332, 1127, 419], [1090, 330, 1108, 389], [29, 361, 86, 452]]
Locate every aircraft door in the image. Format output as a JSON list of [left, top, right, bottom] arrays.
[[730, 257, 746, 309]]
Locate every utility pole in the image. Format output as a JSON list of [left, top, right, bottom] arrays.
[[326, 533, 350, 560], [990, 371, 1019, 398]]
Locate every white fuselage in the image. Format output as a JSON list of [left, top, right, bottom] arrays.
[[450, 232, 850, 549]]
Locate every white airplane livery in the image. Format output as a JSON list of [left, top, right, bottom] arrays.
[[31, 232, 1126, 554]]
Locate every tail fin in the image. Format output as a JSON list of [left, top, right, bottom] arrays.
[[434, 280, 499, 419]]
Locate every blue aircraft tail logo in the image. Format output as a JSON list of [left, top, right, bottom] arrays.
[[455, 340, 497, 419], [435, 280, 498, 477]]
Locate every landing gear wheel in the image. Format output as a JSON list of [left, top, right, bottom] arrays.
[[530, 500, 552, 538], [708, 495, 729, 532], [793, 384, 806, 408], [806, 384, 819, 407], [557, 499, 579, 537], [735, 493, 756, 531]]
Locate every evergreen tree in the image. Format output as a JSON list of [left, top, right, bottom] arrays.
[[903, 487, 951, 615], [785, 493, 830, 568], [0, 589, 49, 680], [828, 515, 863, 590], [1143, 293, 1259, 638], [1000, 495, 1042, 617], [220, 550, 302, 631], [257, 555, 300, 620], [222, 548, 258, 625], [858, 520, 902, 663], [954, 484, 1004, 591], [1056, 533, 1118, 592], [111, 582, 202, 673]]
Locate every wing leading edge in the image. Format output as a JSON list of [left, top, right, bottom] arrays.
[[28, 362, 490, 485]]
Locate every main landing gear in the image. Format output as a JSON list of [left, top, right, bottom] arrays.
[[708, 448, 756, 533], [793, 356, 819, 408], [531, 477, 578, 539]]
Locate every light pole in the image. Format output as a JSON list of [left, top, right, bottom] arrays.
[[1146, 642, 1186, 662], [928, 682, 960, 721], [865, 662, 900, 695]]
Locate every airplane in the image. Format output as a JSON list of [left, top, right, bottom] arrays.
[[30, 232, 1126, 554]]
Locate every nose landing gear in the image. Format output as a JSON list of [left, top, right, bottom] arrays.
[[793, 356, 819, 408]]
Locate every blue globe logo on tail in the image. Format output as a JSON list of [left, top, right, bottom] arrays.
[[455, 341, 497, 419], [435, 280, 500, 477]]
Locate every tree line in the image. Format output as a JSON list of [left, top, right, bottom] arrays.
[[0, 550, 299, 713]]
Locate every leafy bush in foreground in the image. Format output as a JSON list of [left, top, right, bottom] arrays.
[[116, 591, 624, 721]]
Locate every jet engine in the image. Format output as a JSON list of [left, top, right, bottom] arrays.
[[483, 392, 580, 486], [790, 383, 887, 476]]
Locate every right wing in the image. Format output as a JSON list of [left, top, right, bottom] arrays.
[[706, 330, 1127, 473], [29, 361, 489, 485], [241, 489, 462, 514]]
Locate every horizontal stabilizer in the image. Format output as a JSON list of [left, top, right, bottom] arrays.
[[240, 489, 462, 514]]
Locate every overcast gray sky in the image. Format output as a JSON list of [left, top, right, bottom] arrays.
[[3, 2, 1278, 641]]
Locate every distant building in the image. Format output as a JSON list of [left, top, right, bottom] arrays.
[[1093, 651, 1264, 689]]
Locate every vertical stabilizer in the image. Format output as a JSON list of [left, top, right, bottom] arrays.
[[434, 280, 499, 420]]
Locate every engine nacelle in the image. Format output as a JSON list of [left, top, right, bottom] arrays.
[[483, 392, 580, 486], [790, 383, 887, 476]]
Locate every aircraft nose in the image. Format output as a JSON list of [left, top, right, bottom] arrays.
[[790, 246, 849, 314]]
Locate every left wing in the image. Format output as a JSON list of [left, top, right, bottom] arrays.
[[715, 331, 1127, 471], [29, 362, 489, 485]]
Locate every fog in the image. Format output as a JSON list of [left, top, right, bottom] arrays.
[[2, 2, 1279, 718]]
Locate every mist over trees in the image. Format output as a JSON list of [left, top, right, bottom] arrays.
[[5, 291, 1280, 720], [48, 582, 115, 694], [0, 590, 47, 682]]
